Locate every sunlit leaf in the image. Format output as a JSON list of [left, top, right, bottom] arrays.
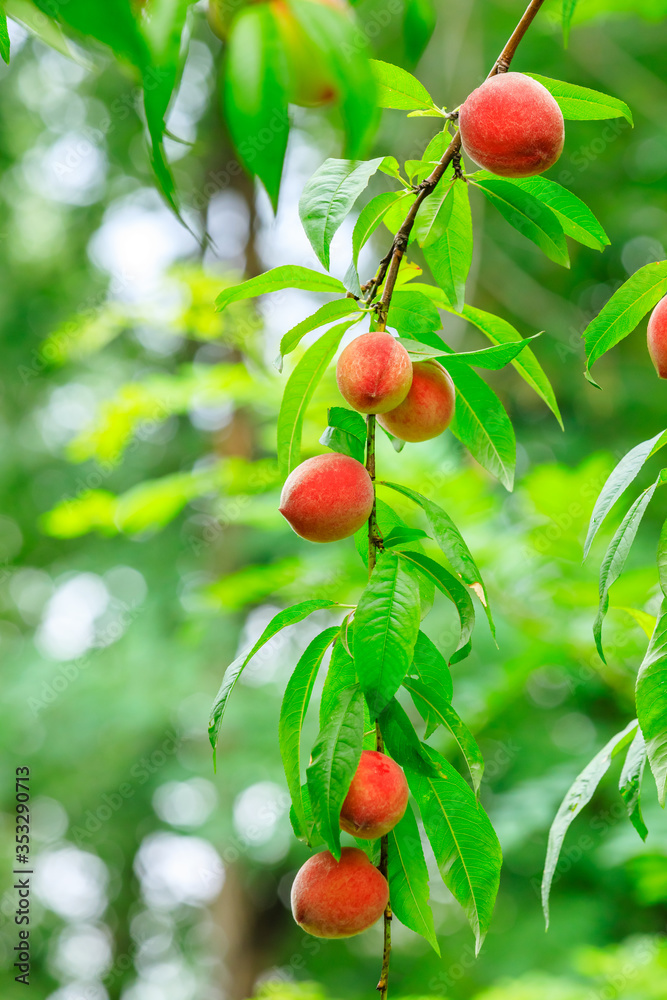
[[370, 58, 435, 111], [275, 299, 361, 371], [527, 73, 633, 124], [473, 178, 569, 268], [217, 266, 345, 312]]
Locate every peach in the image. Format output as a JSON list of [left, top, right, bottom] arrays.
[[459, 72, 564, 178], [378, 360, 455, 442], [279, 453, 374, 542], [647, 294, 667, 378], [336, 332, 413, 414], [273, 0, 342, 108], [340, 750, 409, 839], [291, 847, 388, 938]]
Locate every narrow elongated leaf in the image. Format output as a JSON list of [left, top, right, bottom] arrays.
[[405, 678, 484, 792], [370, 58, 435, 111], [35, 0, 148, 63], [408, 630, 453, 705], [400, 551, 475, 659], [584, 430, 667, 558], [582, 261, 667, 379], [398, 335, 538, 371], [619, 728, 648, 841], [542, 720, 638, 925], [354, 551, 421, 718], [208, 599, 338, 757], [320, 639, 356, 727], [478, 173, 608, 251], [636, 603, 667, 806], [290, 780, 324, 847], [594, 474, 665, 661], [217, 266, 345, 312], [353, 191, 407, 268], [527, 73, 633, 125], [447, 360, 516, 491], [388, 290, 442, 334], [403, 0, 436, 63], [277, 322, 354, 475], [276, 299, 361, 370], [388, 806, 440, 954], [384, 526, 429, 548], [279, 627, 339, 833], [562, 0, 578, 46], [474, 179, 569, 268], [223, 4, 289, 210], [0, 8, 10, 63], [380, 480, 491, 622], [306, 684, 364, 858], [383, 700, 500, 953], [413, 177, 453, 248], [423, 180, 472, 311], [299, 157, 384, 270]]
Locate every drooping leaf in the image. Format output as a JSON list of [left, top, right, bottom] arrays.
[[527, 73, 633, 125], [473, 178, 569, 268], [404, 678, 484, 792], [408, 630, 453, 705], [400, 551, 475, 661], [34, 0, 148, 63], [216, 266, 345, 312], [619, 728, 648, 841], [275, 299, 361, 371], [561, 0, 578, 46], [584, 430, 667, 558], [320, 639, 356, 727], [279, 627, 339, 833], [0, 7, 10, 63], [447, 361, 516, 491], [582, 261, 667, 380], [636, 603, 667, 807], [387, 290, 442, 334], [541, 720, 639, 925], [299, 157, 384, 270], [208, 599, 338, 758], [352, 191, 408, 269], [290, 780, 325, 847], [593, 473, 666, 661], [353, 551, 421, 718], [370, 58, 435, 111], [306, 684, 364, 858], [388, 805, 440, 953], [423, 180, 473, 311], [320, 405, 368, 463], [402, 0, 436, 63], [277, 322, 355, 475]]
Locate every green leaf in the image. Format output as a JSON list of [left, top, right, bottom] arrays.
[[423, 180, 473, 311], [477, 173, 609, 252], [379, 480, 491, 627], [5, 0, 80, 63], [370, 58, 435, 111], [277, 322, 355, 475], [0, 8, 10, 63], [290, 781, 324, 847], [404, 678, 484, 792], [223, 4, 289, 210], [561, 0, 578, 46], [403, 0, 436, 63], [447, 361, 516, 491], [473, 178, 569, 268], [408, 630, 453, 705], [306, 684, 364, 858], [275, 299, 361, 371], [619, 729, 648, 841], [320, 405, 367, 463], [383, 701, 501, 954], [584, 430, 667, 558], [378, 155, 405, 182], [353, 551, 421, 718], [397, 335, 539, 371], [34, 0, 148, 64], [279, 627, 339, 834], [387, 290, 442, 334], [383, 526, 430, 548], [217, 266, 344, 312], [400, 551, 475, 661], [413, 179, 453, 248], [352, 191, 407, 269], [527, 73, 633, 125], [208, 599, 338, 758], [594, 474, 665, 662], [320, 639, 356, 727], [388, 805, 440, 954], [636, 603, 667, 807], [582, 261, 667, 379], [299, 157, 384, 270], [542, 720, 639, 925]]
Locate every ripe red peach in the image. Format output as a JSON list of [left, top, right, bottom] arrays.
[[647, 294, 667, 378], [340, 750, 409, 839], [291, 847, 388, 938], [459, 72, 564, 178], [279, 453, 374, 542], [378, 360, 455, 442], [336, 332, 413, 414]]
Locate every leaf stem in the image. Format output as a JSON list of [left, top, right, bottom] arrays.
[[372, 0, 548, 332]]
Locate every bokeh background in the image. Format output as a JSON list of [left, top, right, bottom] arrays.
[[2, 0, 667, 997]]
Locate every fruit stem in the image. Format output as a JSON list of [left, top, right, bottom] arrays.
[[372, 0, 548, 331]]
